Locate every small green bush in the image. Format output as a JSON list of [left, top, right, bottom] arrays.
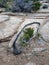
[[25, 0, 39, 2], [20, 27, 34, 47], [31, 0, 39, 2], [25, 0, 29, 2], [32, 2, 41, 11], [21, 42, 27, 47], [24, 33, 30, 42], [24, 28, 34, 38]]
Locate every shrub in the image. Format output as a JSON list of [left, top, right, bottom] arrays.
[[32, 2, 41, 11], [0, 0, 41, 12], [5, 2, 13, 11], [23, 33, 30, 42], [0, 0, 13, 11], [10, 0, 41, 12], [0, 0, 7, 8], [20, 27, 34, 47], [25, 0, 29, 3], [31, 0, 39, 2], [21, 42, 27, 47], [24, 28, 34, 38]]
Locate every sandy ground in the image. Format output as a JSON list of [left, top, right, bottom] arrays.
[[0, 38, 49, 65]]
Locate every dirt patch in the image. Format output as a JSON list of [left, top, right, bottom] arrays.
[[0, 38, 49, 65]]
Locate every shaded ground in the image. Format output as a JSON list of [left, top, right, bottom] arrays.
[[0, 38, 49, 65]]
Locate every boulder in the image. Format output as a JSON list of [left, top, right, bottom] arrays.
[[0, 8, 5, 12], [0, 15, 23, 41], [32, 48, 48, 53], [40, 19, 49, 42], [0, 15, 9, 23]]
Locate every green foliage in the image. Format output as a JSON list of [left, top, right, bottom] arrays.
[[0, 0, 13, 11], [21, 42, 27, 47], [0, 0, 7, 7], [24, 28, 34, 38], [33, 2, 41, 11], [0, 0, 3, 2], [0, 0, 41, 12], [7, 0, 13, 2], [25, 0, 39, 2], [31, 0, 39, 2], [24, 33, 30, 42], [20, 27, 34, 47], [25, 0, 29, 2], [5, 2, 12, 11]]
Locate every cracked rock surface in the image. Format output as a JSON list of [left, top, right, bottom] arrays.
[[0, 15, 24, 40]]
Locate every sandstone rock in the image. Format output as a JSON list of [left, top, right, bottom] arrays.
[[0, 8, 5, 12], [1, 12, 27, 16], [25, 62, 36, 65], [40, 19, 49, 42], [32, 48, 47, 53], [0, 15, 9, 23], [0, 15, 23, 40]]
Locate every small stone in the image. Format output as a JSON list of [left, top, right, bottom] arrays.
[[32, 48, 48, 54], [26, 53, 32, 56], [25, 62, 36, 65]]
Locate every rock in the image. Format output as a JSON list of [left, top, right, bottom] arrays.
[[0, 15, 9, 23], [36, 37, 46, 45], [1, 12, 27, 16], [40, 20, 49, 42], [13, 47, 22, 55], [32, 48, 48, 53], [0, 8, 5, 12], [25, 53, 32, 56], [0, 15, 23, 40], [25, 62, 36, 65], [9, 47, 22, 55], [42, 4, 48, 9]]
